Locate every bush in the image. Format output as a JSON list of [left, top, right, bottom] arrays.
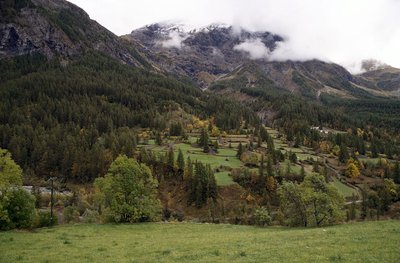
[[0, 188, 36, 230], [94, 155, 161, 223], [254, 207, 272, 227], [171, 210, 185, 222], [82, 209, 99, 223], [63, 206, 80, 223], [36, 210, 57, 228]]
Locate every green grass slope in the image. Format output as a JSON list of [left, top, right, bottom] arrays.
[[1, 221, 399, 263]]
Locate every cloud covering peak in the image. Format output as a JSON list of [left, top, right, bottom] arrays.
[[70, 0, 400, 72], [233, 38, 271, 60]]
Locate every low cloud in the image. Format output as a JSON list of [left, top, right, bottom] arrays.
[[159, 31, 186, 49], [234, 38, 270, 60]]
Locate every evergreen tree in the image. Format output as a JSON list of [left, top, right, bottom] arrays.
[[267, 136, 276, 164], [177, 149, 185, 171], [206, 164, 217, 201], [199, 128, 210, 153], [167, 147, 175, 169], [237, 142, 244, 158], [289, 152, 297, 163], [260, 126, 269, 142], [339, 144, 349, 163], [187, 161, 217, 208], [301, 164, 306, 178], [266, 155, 274, 177]]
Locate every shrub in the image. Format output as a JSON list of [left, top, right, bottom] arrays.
[[254, 207, 272, 227], [82, 209, 99, 223], [171, 210, 185, 222], [63, 206, 80, 223], [0, 188, 36, 230], [36, 210, 58, 228]]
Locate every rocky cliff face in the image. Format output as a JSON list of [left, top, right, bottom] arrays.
[[0, 0, 149, 68], [125, 23, 284, 88]]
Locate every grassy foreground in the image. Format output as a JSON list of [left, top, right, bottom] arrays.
[[1, 221, 399, 263]]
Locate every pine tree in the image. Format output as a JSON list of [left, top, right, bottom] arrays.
[[237, 142, 243, 158], [188, 161, 218, 208], [300, 164, 306, 178], [206, 164, 217, 201], [339, 143, 349, 163], [168, 147, 175, 169], [199, 128, 210, 153], [260, 126, 269, 142], [267, 136, 276, 164], [177, 149, 185, 171]]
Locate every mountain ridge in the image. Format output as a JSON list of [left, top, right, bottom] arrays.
[[126, 22, 400, 99]]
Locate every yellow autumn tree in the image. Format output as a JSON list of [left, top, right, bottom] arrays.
[[319, 141, 332, 154], [346, 158, 360, 178]]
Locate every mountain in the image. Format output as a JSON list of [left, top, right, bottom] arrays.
[[0, 0, 149, 68], [355, 66, 400, 97], [126, 23, 399, 100], [124, 23, 283, 88]]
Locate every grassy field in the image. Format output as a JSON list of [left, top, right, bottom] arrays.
[[1, 221, 399, 263], [139, 140, 241, 186], [214, 171, 235, 186], [331, 177, 359, 198]]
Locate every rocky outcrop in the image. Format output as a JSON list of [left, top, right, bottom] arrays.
[[0, 0, 149, 68]]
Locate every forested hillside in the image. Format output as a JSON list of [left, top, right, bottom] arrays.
[[0, 52, 257, 183]]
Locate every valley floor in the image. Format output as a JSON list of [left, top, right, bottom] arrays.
[[1, 221, 399, 263]]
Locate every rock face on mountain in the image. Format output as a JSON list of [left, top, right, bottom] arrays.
[[0, 0, 148, 68], [126, 22, 399, 99], [355, 67, 400, 96], [125, 23, 284, 88]]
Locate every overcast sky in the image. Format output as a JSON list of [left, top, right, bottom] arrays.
[[69, 0, 400, 72]]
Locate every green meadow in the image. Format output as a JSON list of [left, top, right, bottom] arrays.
[[1, 221, 399, 263]]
